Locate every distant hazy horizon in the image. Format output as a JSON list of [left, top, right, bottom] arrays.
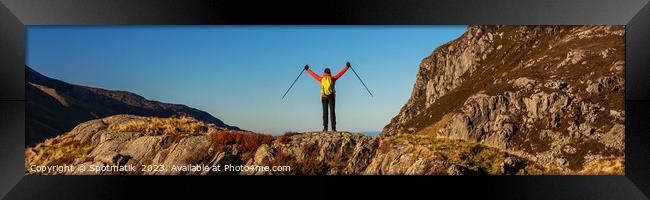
[[27, 26, 467, 135]]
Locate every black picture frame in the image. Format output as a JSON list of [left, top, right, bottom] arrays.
[[1, 0, 649, 199]]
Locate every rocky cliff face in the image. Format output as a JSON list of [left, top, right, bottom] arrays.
[[382, 25, 624, 173]]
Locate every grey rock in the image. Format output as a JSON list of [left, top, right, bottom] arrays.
[[364, 140, 449, 175], [510, 77, 538, 90], [544, 80, 568, 90]]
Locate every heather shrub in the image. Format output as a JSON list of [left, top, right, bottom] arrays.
[[209, 130, 273, 153]]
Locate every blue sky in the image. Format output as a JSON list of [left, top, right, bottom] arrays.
[[27, 26, 467, 135]]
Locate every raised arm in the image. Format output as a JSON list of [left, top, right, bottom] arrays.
[[306, 68, 322, 81], [332, 65, 350, 80]]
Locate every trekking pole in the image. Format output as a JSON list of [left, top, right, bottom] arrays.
[[281, 65, 307, 99], [347, 62, 373, 97]]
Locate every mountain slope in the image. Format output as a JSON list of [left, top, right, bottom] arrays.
[[26, 66, 239, 146], [382, 25, 624, 173]]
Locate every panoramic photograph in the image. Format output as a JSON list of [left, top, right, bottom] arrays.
[[24, 25, 625, 175]]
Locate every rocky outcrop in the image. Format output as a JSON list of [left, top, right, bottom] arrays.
[[26, 115, 245, 175], [27, 114, 617, 175], [363, 134, 542, 175], [26, 115, 382, 175], [230, 131, 542, 175], [382, 25, 624, 174], [364, 139, 450, 175], [242, 132, 379, 175], [28, 114, 541, 175]]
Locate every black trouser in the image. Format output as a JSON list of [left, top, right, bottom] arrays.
[[321, 95, 336, 131]]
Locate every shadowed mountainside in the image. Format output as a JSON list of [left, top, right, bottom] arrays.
[[26, 66, 239, 146]]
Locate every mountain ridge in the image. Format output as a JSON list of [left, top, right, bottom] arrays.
[[26, 66, 240, 146]]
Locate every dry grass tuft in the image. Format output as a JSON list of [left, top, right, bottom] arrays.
[[25, 135, 91, 173], [580, 157, 624, 175], [110, 116, 208, 135]]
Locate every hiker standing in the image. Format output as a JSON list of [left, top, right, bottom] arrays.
[[305, 62, 350, 132]]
